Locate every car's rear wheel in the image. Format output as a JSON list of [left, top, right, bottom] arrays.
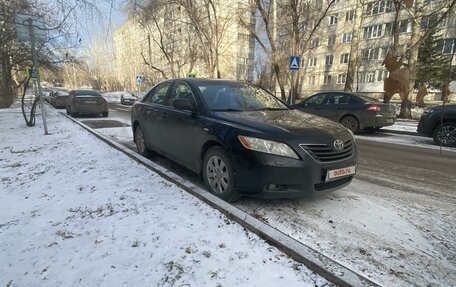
[[340, 116, 359, 133], [102, 111, 109, 117], [203, 147, 240, 202], [433, 122, 456, 147], [134, 125, 151, 157]]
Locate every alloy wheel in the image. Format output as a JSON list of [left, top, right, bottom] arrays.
[[135, 127, 146, 154], [436, 125, 456, 145], [206, 155, 230, 194]]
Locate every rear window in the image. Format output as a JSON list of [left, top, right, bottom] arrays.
[[356, 94, 380, 103], [123, 93, 136, 99], [74, 90, 102, 97]]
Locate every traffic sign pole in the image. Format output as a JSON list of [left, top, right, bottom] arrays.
[[29, 19, 48, 135], [289, 56, 300, 105]]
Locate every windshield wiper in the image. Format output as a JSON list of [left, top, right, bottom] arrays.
[[212, 108, 243, 112], [253, 107, 288, 111]]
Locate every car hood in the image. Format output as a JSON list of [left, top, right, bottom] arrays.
[[213, 109, 351, 141]]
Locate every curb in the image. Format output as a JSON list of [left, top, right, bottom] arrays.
[[380, 129, 421, 136], [62, 113, 381, 287]]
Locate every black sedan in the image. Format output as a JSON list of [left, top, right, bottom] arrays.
[[292, 92, 396, 133], [131, 79, 357, 201], [121, 93, 138, 105], [418, 104, 456, 147]]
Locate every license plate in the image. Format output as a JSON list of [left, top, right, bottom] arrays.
[[326, 165, 356, 181], [85, 101, 96, 104]]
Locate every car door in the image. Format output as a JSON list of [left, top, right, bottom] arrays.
[[319, 93, 352, 121], [159, 81, 201, 171], [138, 82, 172, 152], [298, 93, 328, 117]]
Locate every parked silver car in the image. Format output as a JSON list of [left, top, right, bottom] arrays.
[[66, 90, 108, 117]]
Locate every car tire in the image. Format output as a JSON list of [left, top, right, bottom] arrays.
[[202, 147, 241, 202], [340, 116, 359, 133], [134, 125, 152, 157], [433, 122, 456, 147], [66, 108, 70, 115], [102, 111, 109, 117]]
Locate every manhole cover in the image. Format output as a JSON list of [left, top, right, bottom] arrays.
[[81, 120, 130, 129]]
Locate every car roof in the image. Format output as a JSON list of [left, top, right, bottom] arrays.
[[71, 90, 101, 95], [163, 78, 251, 86]]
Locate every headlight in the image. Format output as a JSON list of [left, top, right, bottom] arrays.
[[238, 136, 299, 159], [423, 109, 435, 115]]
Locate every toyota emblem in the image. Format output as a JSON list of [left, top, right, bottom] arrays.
[[334, 140, 344, 150]]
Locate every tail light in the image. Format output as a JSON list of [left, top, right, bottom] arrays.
[[365, 104, 381, 113], [73, 98, 81, 104]]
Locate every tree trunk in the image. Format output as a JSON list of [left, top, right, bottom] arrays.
[[441, 82, 450, 103], [399, 99, 412, 118], [344, 1, 363, 91]]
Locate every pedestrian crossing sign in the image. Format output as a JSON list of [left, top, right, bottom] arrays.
[[26, 66, 39, 79], [289, 56, 300, 71]]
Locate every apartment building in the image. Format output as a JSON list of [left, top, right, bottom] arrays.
[[299, 0, 456, 98], [113, 0, 255, 91]]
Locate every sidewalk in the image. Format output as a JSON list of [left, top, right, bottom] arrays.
[[0, 107, 331, 286]]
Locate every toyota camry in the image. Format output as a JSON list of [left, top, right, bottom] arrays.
[[131, 79, 357, 202]]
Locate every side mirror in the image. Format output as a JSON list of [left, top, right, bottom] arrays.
[[173, 98, 196, 112]]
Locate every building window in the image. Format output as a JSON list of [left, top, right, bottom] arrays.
[[361, 47, 381, 60], [325, 54, 334, 65], [338, 74, 346, 84], [342, 33, 353, 43], [329, 14, 338, 25], [377, 70, 389, 81], [311, 38, 319, 48], [399, 19, 410, 33], [441, 39, 456, 54], [323, 75, 332, 85], [315, 0, 323, 9], [308, 57, 317, 67], [328, 35, 336, 46], [308, 75, 316, 85], [363, 24, 383, 39], [340, 53, 350, 63], [365, 0, 393, 16], [346, 10, 355, 21]]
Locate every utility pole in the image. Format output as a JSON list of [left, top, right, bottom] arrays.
[[28, 18, 48, 135]]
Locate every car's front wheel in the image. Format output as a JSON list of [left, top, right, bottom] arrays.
[[433, 122, 456, 147], [134, 125, 151, 157], [202, 147, 240, 202], [340, 116, 359, 133]]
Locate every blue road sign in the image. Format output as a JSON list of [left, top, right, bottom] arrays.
[[136, 75, 143, 84], [289, 56, 300, 71]]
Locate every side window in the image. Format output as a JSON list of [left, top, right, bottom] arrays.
[[327, 94, 350, 105], [167, 82, 196, 107], [305, 94, 327, 105], [143, 83, 171, 105]]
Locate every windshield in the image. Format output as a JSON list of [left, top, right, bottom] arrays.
[[197, 82, 288, 111], [123, 93, 136, 99]]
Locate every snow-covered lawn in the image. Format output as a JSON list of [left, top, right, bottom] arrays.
[[383, 120, 419, 133], [0, 108, 331, 286]]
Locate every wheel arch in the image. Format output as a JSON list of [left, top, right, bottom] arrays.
[[339, 113, 361, 128], [198, 140, 225, 175]]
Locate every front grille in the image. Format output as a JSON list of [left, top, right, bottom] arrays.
[[314, 176, 352, 191], [300, 139, 354, 162]]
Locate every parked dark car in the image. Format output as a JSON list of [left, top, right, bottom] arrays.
[[291, 92, 396, 133], [50, 90, 69, 108], [66, 90, 108, 117], [121, 93, 138, 105], [418, 104, 456, 147], [131, 79, 357, 202]]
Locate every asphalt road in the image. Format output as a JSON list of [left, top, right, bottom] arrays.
[[107, 103, 456, 199]]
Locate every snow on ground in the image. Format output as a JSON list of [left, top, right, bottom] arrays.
[[383, 120, 419, 133], [0, 108, 331, 287], [355, 132, 456, 152], [102, 91, 125, 104], [91, 114, 456, 286], [235, 180, 456, 287]]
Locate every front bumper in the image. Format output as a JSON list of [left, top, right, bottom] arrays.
[[232, 149, 357, 198]]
